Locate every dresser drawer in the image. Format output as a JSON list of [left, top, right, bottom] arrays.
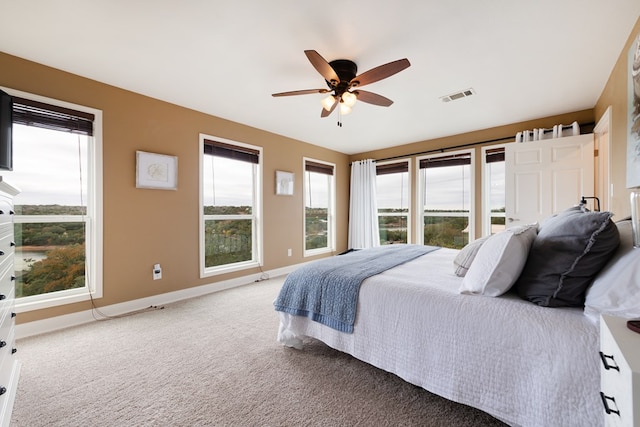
[[0, 262, 14, 308], [600, 316, 640, 427], [0, 309, 15, 370], [0, 326, 16, 399], [0, 199, 13, 227], [0, 224, 12, 242], [0, 288, 14, 334]]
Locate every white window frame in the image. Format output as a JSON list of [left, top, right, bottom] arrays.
[[481, 144, 507, 237], [303, 157, 336, 257], [199, 134, 263, 278], [416, 149, 475, 246], [2, 88, 104, 313], [376, 159, 412, 244]]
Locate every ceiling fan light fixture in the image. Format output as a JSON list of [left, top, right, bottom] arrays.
[[321, 95, 337, 111], [341, 91, 357, 107], [339, 103, 352, 115]]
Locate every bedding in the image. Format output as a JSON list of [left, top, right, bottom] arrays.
[[274, 244, 438, 332], [276, 247, 603, 427]]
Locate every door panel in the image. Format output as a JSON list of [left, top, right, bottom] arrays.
[[505, 134, 594, 227]]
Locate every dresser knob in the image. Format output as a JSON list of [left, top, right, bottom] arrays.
[[9, 211, 13, 215], [9, 242, 14, 247], [600, 392, 621, 416], [599, 352, 620, 371], [0, 387, 6, 396], [10, 312, 15, 318], [0, 341, 6, 348], [0, 251, 4, 256], [0, 295, 6, 300], [11, 348, 16, 355], [10, 276, 14, 282]]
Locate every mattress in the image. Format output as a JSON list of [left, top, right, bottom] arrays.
[[277, 248, 602, 427]]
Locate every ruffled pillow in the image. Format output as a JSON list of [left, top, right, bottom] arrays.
[[514, 207, 620, 307]]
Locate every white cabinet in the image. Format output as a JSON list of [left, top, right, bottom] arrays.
[[0, 179, 19, 427], [600, 315, 640, 426]]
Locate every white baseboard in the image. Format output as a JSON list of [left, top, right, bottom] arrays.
[[16, 263, 302, 340]]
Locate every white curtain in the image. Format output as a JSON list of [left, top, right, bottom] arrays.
[[348, 159, 380, 249]]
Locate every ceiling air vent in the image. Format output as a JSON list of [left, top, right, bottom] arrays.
[[440, 88, 476, 103]]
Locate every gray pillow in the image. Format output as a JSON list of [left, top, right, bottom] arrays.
[[453, 235, 490, 277], [514, 207, 620, 307]]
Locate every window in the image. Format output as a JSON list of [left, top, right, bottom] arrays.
[[304, 158, 335, 256], [200, 135, 262, 276], [417, 150, 474, 249], [376, 161, 410, 244], [482, 145, 506, 236], [2, 89, 103, 311]]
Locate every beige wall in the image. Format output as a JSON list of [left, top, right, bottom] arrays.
[[595, 16, 640, 218], [0, 52, 350, 324], [2, 14, 639, 325]]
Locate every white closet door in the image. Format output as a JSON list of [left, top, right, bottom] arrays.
[[505, 134, 594, 227]]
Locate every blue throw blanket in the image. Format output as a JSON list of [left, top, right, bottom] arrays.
[[274, 244, 440, 333]]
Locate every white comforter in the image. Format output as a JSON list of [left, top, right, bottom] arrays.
[[277, 248, 602, 427]]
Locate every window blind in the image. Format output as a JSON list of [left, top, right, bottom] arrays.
[[376, 161, 409, 175], [204, 139, 260, 164], [12, 96, 95, 136], [485, 147, 505, 163], [419, 152, 471, 169], [305, 160, 334, 175]]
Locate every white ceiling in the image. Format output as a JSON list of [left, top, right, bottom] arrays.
[[1, 1, 639, 155]]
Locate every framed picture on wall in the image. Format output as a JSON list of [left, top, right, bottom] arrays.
[[136, 151, 178, 190], [275, 170, 294, 196], [627, 31, 640, 188]]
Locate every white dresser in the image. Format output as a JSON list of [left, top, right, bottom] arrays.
[[0, 179, 20, 427], [600, 315, 640, 426]]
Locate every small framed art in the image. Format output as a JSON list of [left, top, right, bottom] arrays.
[[136, 151, 178, 190], [275, 170, 294, 196]]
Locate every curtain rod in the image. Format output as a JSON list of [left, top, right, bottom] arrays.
[[371, 121, 595, 163]]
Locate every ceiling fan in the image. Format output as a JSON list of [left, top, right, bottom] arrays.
[[272, 50, 410, 121]]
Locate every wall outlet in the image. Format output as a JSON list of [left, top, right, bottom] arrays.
[[153, 263, 162, 280], [287, 248, 292, 257]]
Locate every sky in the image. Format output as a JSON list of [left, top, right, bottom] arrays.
[[4, 124, 88, 206], [377, 164, 505, 211]]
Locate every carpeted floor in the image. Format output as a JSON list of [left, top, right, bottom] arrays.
[[11, 276, 507, 426]]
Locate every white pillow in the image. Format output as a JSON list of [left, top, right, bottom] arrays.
[[453, 235, 490, 277], [584, 220, 640, 322], [459, 224, 538, 297]]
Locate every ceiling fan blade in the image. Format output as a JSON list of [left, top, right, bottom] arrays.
[[320, 99, 338, 117], [304, 50, 340, 84], [272, 89, 329, 97], [351, 58, 411, 87], [354, 90, 394, 107]]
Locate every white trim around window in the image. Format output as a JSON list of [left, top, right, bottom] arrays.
[[199, 134, 263, 278], [302, 157, 336, 257], [415, 148, 475, 247], [2, 88, 104, 313]]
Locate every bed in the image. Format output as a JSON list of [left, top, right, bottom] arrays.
[[275, 208, 640, 427]]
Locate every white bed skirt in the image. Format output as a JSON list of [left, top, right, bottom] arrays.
[[277, 248, 602, 427]]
